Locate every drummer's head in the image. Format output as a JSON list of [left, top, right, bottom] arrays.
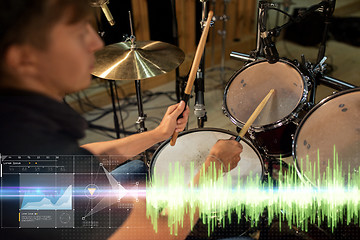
[[0, 0, 104, 100]]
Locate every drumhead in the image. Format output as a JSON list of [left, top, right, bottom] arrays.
[[293, 88, 360, 184], [150, 128, 264, 186], [224, 60, 307, 129]]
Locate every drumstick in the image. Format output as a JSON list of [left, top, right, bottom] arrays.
[[235, 89, 275, 142], [170, 10, 213, 146]]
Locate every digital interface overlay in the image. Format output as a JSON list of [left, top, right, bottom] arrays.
[[0, 155, 144, 230]]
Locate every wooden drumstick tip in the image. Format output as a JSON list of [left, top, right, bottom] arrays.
[[238, 89, 275, 138], [170, 132, 179, 146]]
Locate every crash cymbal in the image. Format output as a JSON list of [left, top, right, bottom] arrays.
[[92, 41, 185, 81]]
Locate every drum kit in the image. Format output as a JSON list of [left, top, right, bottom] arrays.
[[153, 1, 359, 188], [91, 0, 359, 238]]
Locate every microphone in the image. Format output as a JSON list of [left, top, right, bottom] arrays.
[[261, 31, 279, 64], [194, 70, 206, 127], [89, 0, 115, 26]]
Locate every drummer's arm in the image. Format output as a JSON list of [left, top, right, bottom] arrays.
[[81, 101, 189, 165]]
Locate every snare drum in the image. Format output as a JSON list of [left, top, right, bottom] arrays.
[[223, 59, 308, 157], [293, 88, 360, 185], [150, 128, 264, 185]]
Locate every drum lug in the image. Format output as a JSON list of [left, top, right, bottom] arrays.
[[291, 112, 299, 119], [292, 116, 302, 125], [261, 146, 269, 156], [303, 102, 313, 111], [222, 105, 228, 117], [248, 130, 256, 140], [305, 76, 312, 87]]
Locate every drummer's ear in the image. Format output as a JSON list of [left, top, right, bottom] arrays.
[[4, 44, 40, 80]]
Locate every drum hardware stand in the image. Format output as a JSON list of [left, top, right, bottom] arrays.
[[254, 1, 276, 58], [297, 53, 357, 108], [255, 0, 334, 62], [312, 57, 357, 90], [230, 51, 257, 63], [310, 1, 358, 92], [134, 80, 147, 133], [193, 0, 213, 128], [229, 1, 276, 64], [308, 0, 335, 105], [275, 0, 343, 96], [229, 1, 279, 63], [234, 1, 335, 64], [126, 11, 149, 163], [170, 0, 184, 103], [255, 1, 357, 102], [207, 0, 234, 85], [90, 4, 127, 139], [126, 12, 148, 133], [108, 80, 126, 139], [318, 75, 357, 91]]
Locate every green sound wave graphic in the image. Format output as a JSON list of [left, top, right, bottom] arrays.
[[146, 148, 360, 236]]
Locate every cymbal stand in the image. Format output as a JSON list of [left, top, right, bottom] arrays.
[[108, 80, 125, 139], [125, 11, 149, 165], [209, 0, 233, 85], [127, 11, 147, 133], [135, 80, 147, 133]]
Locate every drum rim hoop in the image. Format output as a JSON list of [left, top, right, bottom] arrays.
[[149, 127, 265, 180], [223, 59, 309, 131], [292, 87, 360, 182]]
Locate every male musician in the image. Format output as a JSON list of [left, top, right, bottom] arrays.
[[0, 0, 243, 239]]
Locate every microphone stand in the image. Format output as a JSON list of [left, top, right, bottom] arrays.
[[255, 1, 272, 58], [265, 1, 356, 101], [310, 0, 335, 104], [194, 0, 210, 128], [231, 1, 271, 63], [231, 0, 357, 109]]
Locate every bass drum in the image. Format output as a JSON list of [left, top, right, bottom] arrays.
[[223, 59, 308, 157], [293, 88, 360, 185], [150, 128, 264, 186]]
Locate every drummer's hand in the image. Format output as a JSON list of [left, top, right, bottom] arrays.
[[154, 101, 189, 141], [208, 139, 243, 172]]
